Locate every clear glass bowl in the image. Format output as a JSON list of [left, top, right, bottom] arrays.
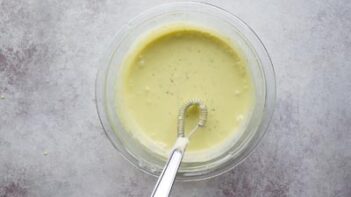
[[96, 2, 275, 181]]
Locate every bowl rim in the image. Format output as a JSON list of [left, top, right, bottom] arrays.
[[95, 1, 276, 181]]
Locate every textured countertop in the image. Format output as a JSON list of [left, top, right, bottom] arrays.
[[0, 0, 350, 196]]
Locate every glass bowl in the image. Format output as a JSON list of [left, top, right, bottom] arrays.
[[96, 2, 275, 181]]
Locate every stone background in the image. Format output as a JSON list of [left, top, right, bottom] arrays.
[[0, 0, 350, 196]]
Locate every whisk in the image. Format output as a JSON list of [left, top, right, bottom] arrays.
[[151, 99, 208, 197]]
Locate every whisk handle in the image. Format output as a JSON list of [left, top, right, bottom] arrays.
[[151, 137, 189, 197]]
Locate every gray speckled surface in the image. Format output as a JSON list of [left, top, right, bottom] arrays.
[[0, 0, 350, 196]]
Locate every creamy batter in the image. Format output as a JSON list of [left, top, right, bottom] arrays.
[[116, 24, 255, 161]]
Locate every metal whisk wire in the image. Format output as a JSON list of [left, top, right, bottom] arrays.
[[177, 99, 208, 138]]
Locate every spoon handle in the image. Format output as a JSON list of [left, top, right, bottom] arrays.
[[151, 137, 189, 197]]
